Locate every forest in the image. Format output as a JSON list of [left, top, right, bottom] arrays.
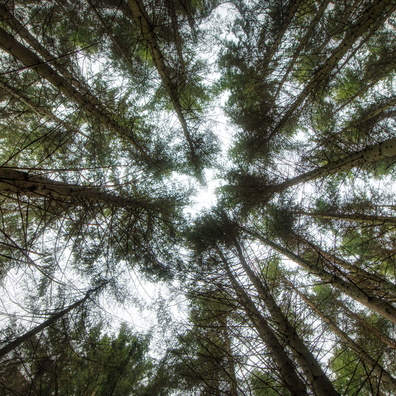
[[1, 0, 396, 394]]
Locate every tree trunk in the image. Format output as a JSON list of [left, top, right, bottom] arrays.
[[0, 168, 160, 211], [243, 228, 396, 324], [273, 136, 396, 192], [289, 282, 396, 392], [127, 0, 196, 158], [289, 231, 396, 298], [289, 209, 396, 226], [0, 77, 90, 140], [218, 315, 238, 396], [261, 0, 304, 70], [274, 0, 331, 99], [218, 249, 309, 396], [333, 297, 396, 350], [0, 285, 102, 359], [273, 0, 396, 137], [0, 27, 148, 160], [0, 4, 86, 89], [233, 240, 339, 396]]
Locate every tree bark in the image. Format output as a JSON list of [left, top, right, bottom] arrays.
[[127, 0, 196, 158], [273, 0, 396, 137], [242, 228, 396, 324], [289, 231, 396, 298], [0, 4, 87, 90], [0, 285, 103, 359], [274, 0, 331, 99], [0, 168, 160, 211], [0, 77, 89, 140], [218, 249, 309, 396], [0, 27, 148, 159], [289, 209, 396, 226], [233, 240, 339, 396], [289, 282, 396, 392], [273, 136, 396, 192], [333, 297, 396, 350]]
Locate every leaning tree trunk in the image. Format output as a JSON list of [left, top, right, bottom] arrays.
[[289, 282, 396, 392], [0, 77, 90, 140], [288, 231, 396, 299], [0, 168, 165, 209], [233, 240, 339, 396], [218, 315, 239, 396], [0, 4, 87, 89], [218, 249, 309, 396], [274, 0, 331, 99], [0, 285, 103, 359], [127, 0, 196, 159], [288, 209, 396, 226], [0, 27, 149, 160], [333, 296, 396, 350], [237, 137, 396, 206], [274, 136, 396, 192], [272, 0, 396, 137], [242, 228, 396, 325], [262, 0, 304, 71]]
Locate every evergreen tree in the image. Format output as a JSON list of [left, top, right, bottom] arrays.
[[1, 0, 396, 394]]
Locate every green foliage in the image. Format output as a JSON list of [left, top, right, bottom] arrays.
[[250, 370, 291, 396], [0, 322, 153, 396], [1, 0, 396, 394]]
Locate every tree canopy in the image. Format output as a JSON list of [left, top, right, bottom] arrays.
[[1, 0, 396, 394]]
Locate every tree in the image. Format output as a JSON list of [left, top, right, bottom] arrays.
[[0, 320, 154, 395], [1, 0, 396, 394]]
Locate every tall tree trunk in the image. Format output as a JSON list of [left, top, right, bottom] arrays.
[[219, 315, 238, 396], [0, 168, 168, 213], [0, 77, 90, 140], [242, 228, 396, 324], [274, 0, 331, 99], [333, 297, 396, 350], [0, 3, 85, 88], [289, 231, 396, 298], [0, 27, 149, 161], [275, 136, 396, 191], [235, 137, 396, 206], [289, 282, 396, 392], [218, 249, 309, 396], [338, 95, 396, 132], [85, 0, 136, 70], [0, 285, 103, 359], [233, 239, 339, 396], [127, 0, 196, 160], [272, 0, 396, 137], [261, 0, 304, 70], [288, 209, 396, 226]]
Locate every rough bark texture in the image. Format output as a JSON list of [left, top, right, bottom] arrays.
[[244, 229, 396, 324], [219, 250, 308, 396], [234, 241, 339, 396], [0, 27, 147, 158], [0, 168, 148, 210], [0, 4, 85, 89], [291, 284, 396, 392]]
